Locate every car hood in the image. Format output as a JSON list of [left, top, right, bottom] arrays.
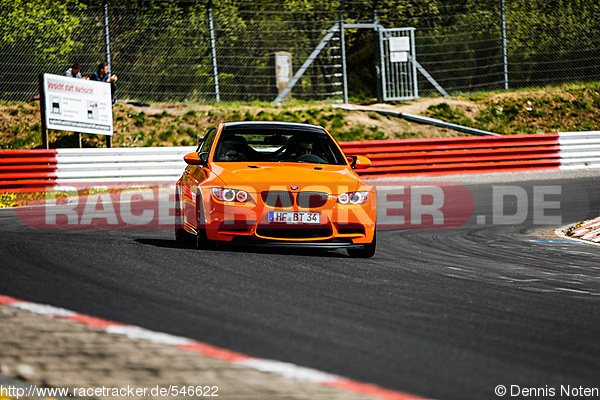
[[212, 163, 361, 194]]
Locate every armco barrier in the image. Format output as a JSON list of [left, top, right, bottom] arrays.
[[338, 133, 561, 177], [0, 149, 59, 192], [2, 131, 600, 193], [559, 132, 600, 170], [0, 147, 195, 193], [53, 147, 196, 182]]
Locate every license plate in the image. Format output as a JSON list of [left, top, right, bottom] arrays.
[[268, 211, 321, 224]]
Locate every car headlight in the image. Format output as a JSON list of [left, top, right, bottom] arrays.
[[337, 191, 369, 205], [212, 188, 251, 203]]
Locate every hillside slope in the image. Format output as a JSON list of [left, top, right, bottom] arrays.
[[1, 83, 599, 149]]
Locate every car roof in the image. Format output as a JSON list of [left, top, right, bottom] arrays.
[[221, 121, 326, 133]]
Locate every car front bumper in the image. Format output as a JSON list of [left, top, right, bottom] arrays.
[[201, 190, 376, 245]]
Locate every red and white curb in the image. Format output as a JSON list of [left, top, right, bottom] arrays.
[[555, 216, 600, 246], [0, 294, 425, 400], [566, 216, 600, 242]]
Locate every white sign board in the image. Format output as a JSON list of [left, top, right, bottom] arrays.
[[390, 52, 409, 63], [389, 37, 410, 63], [389, 37, 410, 52], [43, 73, 113, 136], [276, 53, 291, 82]]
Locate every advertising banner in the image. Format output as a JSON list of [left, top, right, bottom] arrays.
[[43, 73, 113, 136]]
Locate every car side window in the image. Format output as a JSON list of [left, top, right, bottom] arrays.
[[198, 127, 217, 162]]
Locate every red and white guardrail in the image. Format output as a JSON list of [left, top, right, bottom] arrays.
[[1, 132, 599, 192], [341, 133, 561, 177], [0, 146, 194, 192]]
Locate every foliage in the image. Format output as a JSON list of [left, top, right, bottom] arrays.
[[0, 0, 87, 100], [0, 1, 599, 102]]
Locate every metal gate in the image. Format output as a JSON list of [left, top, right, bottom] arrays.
[[379, 27, 418, 101]]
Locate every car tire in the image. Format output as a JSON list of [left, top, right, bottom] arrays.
[[174, 187, 194, 245], [347, 231, 376, 258], [196, 191, 216, 250], [175, 226, 195, 245]]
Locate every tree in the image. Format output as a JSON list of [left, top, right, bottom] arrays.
[[0, 0, 85, 100]]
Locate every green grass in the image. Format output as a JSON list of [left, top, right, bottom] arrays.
[[2, 82, 600, 149]]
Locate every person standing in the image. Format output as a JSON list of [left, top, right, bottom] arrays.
[[64, 63, 89, 80], [90, 62, 118, 103]]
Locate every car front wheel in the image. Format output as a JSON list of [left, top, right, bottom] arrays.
[[175, 187, 194, 245], [347, 231, 376, 258], [196, 191, 216, 250]]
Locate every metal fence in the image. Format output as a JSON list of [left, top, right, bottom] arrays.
[[1, 0, 599, 104]]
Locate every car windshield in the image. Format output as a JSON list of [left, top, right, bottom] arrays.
[[213, 126, 347, 165]]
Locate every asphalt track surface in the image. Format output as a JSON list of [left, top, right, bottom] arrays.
[[2, 171, 600, 399]]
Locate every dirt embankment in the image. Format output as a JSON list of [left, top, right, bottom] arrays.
[[2, 83, 599, 149]]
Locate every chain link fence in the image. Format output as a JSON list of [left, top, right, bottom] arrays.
[[1, 0, 599, 103]]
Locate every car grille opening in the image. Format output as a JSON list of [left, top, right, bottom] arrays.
[[261, 191, 328, 209], [297, 191, 328, 209], [256, 225, 332, 239], [261, 191, 294, 208], [335, 223, 365, 235], [218, 220, 254, 233]]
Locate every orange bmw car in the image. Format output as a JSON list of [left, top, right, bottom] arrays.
[[175, 121, 377, 257]]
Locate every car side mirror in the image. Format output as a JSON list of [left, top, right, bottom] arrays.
[[184, 152, 208, 166], [347, 155, 371, 169]]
